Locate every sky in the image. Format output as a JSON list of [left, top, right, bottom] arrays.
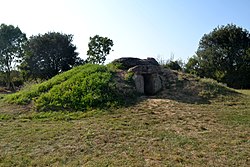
[[1, 0, 250, 63]]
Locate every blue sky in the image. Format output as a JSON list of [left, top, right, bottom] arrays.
[[1, 0, 250, 63]]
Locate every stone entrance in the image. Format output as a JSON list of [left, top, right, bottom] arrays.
[[132, 73, 162, 95], [143, 74, 154, 95], [113, 57, 164, 95]]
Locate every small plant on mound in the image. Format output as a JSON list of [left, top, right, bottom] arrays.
[[5, 64, 136, 112], [106, 62, 124, 72]]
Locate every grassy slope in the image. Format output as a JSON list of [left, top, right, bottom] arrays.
[[4, 64, 135, 112], [0, 90, 249, 166]]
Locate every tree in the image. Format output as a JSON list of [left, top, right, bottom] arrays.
[[21, 32, 82, 79], [86, 35, 113, 64], [0, 24, 27, 89], [186, 24, 250, 88]]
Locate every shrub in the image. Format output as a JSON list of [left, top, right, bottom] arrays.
[[106, 62, 124, 71]]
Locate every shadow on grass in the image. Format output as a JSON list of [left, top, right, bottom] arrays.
[[146, 89, 211, 105], [138, 87, 241, 105]]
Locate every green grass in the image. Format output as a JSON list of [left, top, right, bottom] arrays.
[[4, 63, 236, 112], [199, 78, 235, 98], [0, 66, 248, 166], [218, 90, 250, 126], [4, 64, 136, 112], [4, 65, 86, 105], [0, 90, 249, 166]]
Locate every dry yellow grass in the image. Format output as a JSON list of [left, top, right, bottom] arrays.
[[0, 90, 249, 166]]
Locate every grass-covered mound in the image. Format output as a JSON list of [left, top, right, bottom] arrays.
[[4, 62, 238, 111], [156, 69, 238, 104], [5, 64, 136, 111], [177, 72, 236, 98]]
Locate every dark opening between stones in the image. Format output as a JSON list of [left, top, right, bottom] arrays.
[[143, 74, 154, 95]]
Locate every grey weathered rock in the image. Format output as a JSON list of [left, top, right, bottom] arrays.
[[132, 74, 145, 94], [112, 57, 159, 70], [128, 65, 162, 74]]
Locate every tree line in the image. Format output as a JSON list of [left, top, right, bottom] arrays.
[[160, 24, 250, 89], [1, 23, 250, 89], [0, 24, 113, 90], [185, 24, 250, 89]]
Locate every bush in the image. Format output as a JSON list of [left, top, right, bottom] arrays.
[[0, 70, 24, 88], [164, 60, 183, 71]]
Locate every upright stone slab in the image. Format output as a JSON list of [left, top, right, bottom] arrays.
[[152, 74, 162, 94], [132, 74, 144, 94]]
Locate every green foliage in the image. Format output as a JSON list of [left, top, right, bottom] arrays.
[[5, 65, 86, 104], [186, 24, 250, 88], [157, 55, 184, 71], [164, 60, 183, 71], [124, 72, 134, 83], [0, 24, 27, 89], [0, 113, 12, 120], [86, 35, 113, 64], [0, 70, 24, 88], [106, 62, 124, 72], [20, 32, 82, 80], [184, 55, 200, 75], [5, 64, 134, 111]]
